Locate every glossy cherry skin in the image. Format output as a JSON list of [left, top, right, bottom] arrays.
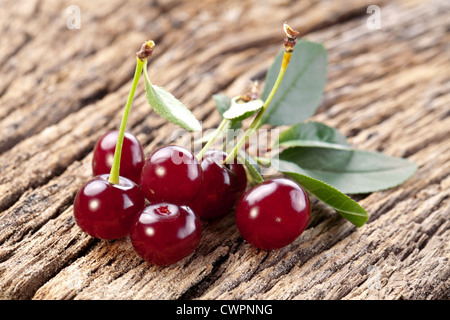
[[73, 174, 146, 240], [235, 178, 311, 250], [225, 155, 248, 197], [189, 150, 245, 220], [92, 130, 145, 185], [130, 203, 202, 266], [140, 145, 202, 205]]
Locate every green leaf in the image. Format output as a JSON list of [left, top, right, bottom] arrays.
[[277, 146, 418, 194], [261, 40, 327, 126], [237, 151, 264, 185], [212, 94, 232, 117], [255, 156, 271, 167], [276, 121, 351, 149], [212, 94, 242, 130], [222, 96, 264, 121], [144, 76, 201, 132], [196, 94, 245, 145], [272, 159, 369, 227]]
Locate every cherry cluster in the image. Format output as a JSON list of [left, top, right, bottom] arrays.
[[74, 130, 310, 266], [73, 24, 311, 266]]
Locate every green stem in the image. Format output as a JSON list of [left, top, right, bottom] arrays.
[[108, 57, 144, 184], [196, 118, 230, 161], [143, 58, 151, 86], [224, 51, 292, 164]]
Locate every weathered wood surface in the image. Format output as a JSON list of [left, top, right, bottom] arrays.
[[0, 0, 448, 300]]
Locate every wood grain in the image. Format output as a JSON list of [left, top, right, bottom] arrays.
[[0, 0, 448, 300]]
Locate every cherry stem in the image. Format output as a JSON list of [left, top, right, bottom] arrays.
[[197, 82, 259, 161], [224, 53, 292, 164], [108, 41, 155, 185], [196, 118, 230, 161], [223, 23, 298, 165], [108, 57, 144, 184]]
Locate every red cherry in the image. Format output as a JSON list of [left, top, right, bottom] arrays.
[[189, 150, 245, 220], [235, 178, 311, 250], [73, 174, 146, 240], [92, 130, 145, 184], [130, 203, 202, 266], [140, 145, 202, 205], [227, 157, 247, 196]]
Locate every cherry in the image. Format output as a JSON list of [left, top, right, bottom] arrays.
[[227, 157, 247, 196], [140, 145, 202, 205], [73, 174, 146, 240], [130, 203, 202, 266], [189, 150, 246, 220], [235, 178, 311, 250], [92, 130, 145, 185]]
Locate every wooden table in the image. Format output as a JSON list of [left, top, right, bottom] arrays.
[[0, 0, 448, 300]]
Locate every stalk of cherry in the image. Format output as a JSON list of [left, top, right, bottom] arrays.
[[200, 24, 312, 250], [73, 42, 155, 240]]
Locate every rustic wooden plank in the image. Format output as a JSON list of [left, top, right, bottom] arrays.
[[0, 0, 448, 300]]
